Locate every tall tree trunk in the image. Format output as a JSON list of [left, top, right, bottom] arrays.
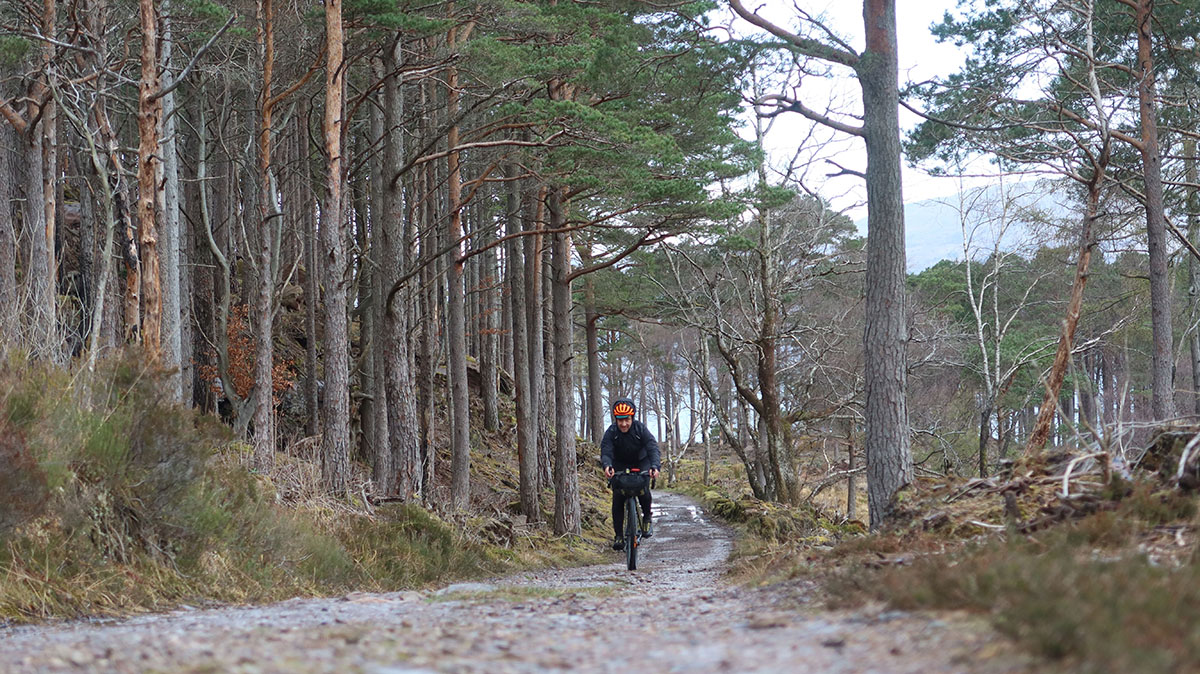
[[38, 0, 59, 361], [579, 245, 603, 444], [757, 203, 791, 503], [160, 0, 183, 401], [480, 206, 499, 432], [137, 0, 163, 361], [1187, 138, 1200, 417], [418, 159, 438, 501], [320, 0, 351, 495], [446, 19, 472, 510], [301, 109, 320, 435], [1025, 181, 1100, 455], [382, 39, 420, 500], [539, 230, 555, 490], [198, 95, 241, 421], [21, 131, 54, 358], [0, 123, 15, 338], [701, 339, 711, 486], [1135, 0, 1174, 421], [859, 0, 912, 527], [366, 74, 389, 494], [549, 187, 580, 535], [507, 168, 538, 520], [524, 184, 545, 498], [252, 0, 277, 470]]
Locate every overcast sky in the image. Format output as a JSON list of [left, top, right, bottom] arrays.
[[722, 0, 1000, 218]]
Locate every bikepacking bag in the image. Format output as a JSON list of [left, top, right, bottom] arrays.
[[610, 472, 650, 496]]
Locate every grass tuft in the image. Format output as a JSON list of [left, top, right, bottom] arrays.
[[0, 352, 588, 623]]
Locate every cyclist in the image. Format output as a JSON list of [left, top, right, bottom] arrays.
[[600, 397, 661, 550]]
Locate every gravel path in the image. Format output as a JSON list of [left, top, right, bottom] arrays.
[[0, 492, 1039, 673]]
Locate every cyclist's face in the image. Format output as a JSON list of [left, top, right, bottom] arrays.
[[616, 416, 632, 433]]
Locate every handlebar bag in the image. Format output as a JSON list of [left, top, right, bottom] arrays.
[[610, 472, 650, 496]]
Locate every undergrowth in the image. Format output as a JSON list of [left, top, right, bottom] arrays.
[[820, 480, 1200, 673], [0, 353, 588, 624], [672, 462, 864, 583], [678, 451, 1200, 671]]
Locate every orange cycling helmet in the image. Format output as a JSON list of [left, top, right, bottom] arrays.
[[612, 401, 635, 418]]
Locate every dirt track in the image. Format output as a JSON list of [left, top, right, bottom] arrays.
[[0, 492, 1038, 673]]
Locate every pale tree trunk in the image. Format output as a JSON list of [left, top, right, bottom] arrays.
[[0, 123, 15, 339], [137, 0, 163, 361], [22, 129, 54, 358], [38, 0, 59, 361], [446, 20, 472, 510], [198, 96, 242, 421], [524, 185, 546, 498], [1186, 138, 1200, 417], [701, 339, 711, 486], [160, 0, 183, 401], [859, 0, 912, 527], [1135, 0, 1174, 421], [418, 159, 438, 500], [320, 0, 351, 495], [251, 0, 277, 469], [507, 167, 539, 520], [549, 187, 580, 536], [63, 90, 118, 377], [480, 213, 500, 432], [579, 244, 604, 443]]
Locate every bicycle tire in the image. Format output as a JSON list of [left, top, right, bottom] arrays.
[[625, 496, 638, 571]]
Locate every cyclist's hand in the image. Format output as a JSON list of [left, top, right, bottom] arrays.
[[604, 466, 615, 478], [649, 468, 660, 479]]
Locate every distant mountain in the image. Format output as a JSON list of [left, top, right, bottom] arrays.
[[855, 181, 1076, 272]]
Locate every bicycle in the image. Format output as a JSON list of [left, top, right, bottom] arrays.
[[609, 468, 651, 570]]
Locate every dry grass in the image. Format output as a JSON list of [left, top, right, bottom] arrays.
[[0, 353, 602, 625], [677, 448, 1200, 672]]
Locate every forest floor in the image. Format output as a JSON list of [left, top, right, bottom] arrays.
[[0, 491, 1042, 674]]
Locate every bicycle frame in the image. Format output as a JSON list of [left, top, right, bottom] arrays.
[[613, 468, 647, 571], [624, 490, 641, 570]]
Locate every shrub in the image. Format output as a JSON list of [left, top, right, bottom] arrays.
[[0, 352, 522, 622]]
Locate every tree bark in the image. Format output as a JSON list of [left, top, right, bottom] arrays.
[[137, 0, 163, 361], [301, 109, 320, 436], [524, 184, 545, 499], [859, 0, 912, 527], [366, 69, 390, 495], [252, 0, 277, 469], [579, 244, 604, 444], [446, 19, 472, 510], [160, 0, 183, 401], [549, 187, 580, 535], [480, 207, 500, 432], [320, 0, 351, 495], [1186, 138, 1200, 417], [1025, 182, 1100, 455], [382, 39, 420, 501], [1135, 0, 1174, 421], [0, 123, 15, 337], [507, 167, 539, 520]]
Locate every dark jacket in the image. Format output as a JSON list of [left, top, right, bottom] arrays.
[[600, 398, 661, 472]]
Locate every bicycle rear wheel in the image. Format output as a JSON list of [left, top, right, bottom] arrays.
[[625, 497, 638, 570]]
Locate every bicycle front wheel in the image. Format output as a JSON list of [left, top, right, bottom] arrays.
[[625, 496, 638, 571]]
